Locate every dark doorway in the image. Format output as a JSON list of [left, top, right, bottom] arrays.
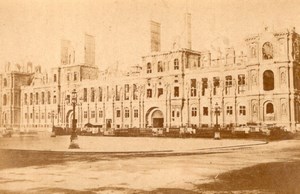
[[106, 119, 112, 128], [153, 118, 164, 128]]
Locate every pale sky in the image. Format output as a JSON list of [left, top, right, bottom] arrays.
[[1, 0, 300, 71]]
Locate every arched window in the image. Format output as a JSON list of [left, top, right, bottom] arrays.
[[174, 59, 179, 70], [147, 63, 152, 73], [3, 78, 7, 87], [263, 70, 274, 91], [266, 103, 274, 114], [3, 94, 7, 105], [262, 42, 273, 60]]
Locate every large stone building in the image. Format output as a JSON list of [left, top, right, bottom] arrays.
[[1, 16, 300, 132]]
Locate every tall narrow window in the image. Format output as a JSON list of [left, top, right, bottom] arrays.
[[134, 109, 139, 118], [47, 91, 51, 104], [24, 94, 28, 105], [191, 107, 197, 117], [202, 78, 208, 96], [174, 86, 179, 97], [213, 77, 220, 95], [115, 85, 120, 101], [147, 89, 152, 98], [124, 84, 129, 100], [203, 107, 208, 116], [98, 87, 102, 102], [238, 74, 246, 85], [116, 110, 121, 117], [74, 72, 77, 81], [41, 92, 45, 104], [99, 110, 103, 118], [3, 78, 7, 87], [266, 103, 274, 114], [124, 109, 129, 118], [147, 63, 152, 73], [54, 74, 57, 82], [30, 93, 33, 105], [83, 88, 87, 102], [157, 61, 163, 72], [133, 84, 138, 100], [174, 59, 179, 70], [91, 87, 95, 102], [53, 95, 57, 104], [263, 70, 274, 91], [3, 94, 7, 106], [190, 79, 197, 97], [35, 93, 39, 105]]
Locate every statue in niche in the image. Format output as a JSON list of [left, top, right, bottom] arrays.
[[281, 103, 287, 115], [253, 103, 258, 114], [252, 74, 257, 85], [281, 72, 286, 85]]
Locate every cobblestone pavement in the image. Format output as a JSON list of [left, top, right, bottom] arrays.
[[0, 134, 299, 193]]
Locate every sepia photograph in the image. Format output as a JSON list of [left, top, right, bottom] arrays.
[[1, 0, 300, 193]]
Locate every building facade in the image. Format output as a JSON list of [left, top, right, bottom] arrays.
[[1, 23, 300, 132]]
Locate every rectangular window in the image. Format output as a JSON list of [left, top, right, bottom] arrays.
[[158, 88, 163, 97], [30, 113, 33, 119], [134, 109, 138, 118], [172, 110, 175, 118], [47, 92, 51, 104], [99, 110, 103, 118], [125, 109, 129, 118], [74, 72, 77, 81], [133, 84, 138, 100], [190, 79, 197, 97], [116, 110, 121, 117], [83, 88, 87, 102], [174, 86, 179, 97], [91, 111, 95, 118], [191, 107, 197, 117], [239, 106, 246, 115], [54, 74, 57, 82], [176, 111, 180, 117], [238, 74, 246, 85], [84, 111, 88, 119], [115, 85, 120, 101], [225, 75, 233, 87], [41, 113, 45, 119], [147, 89, 152, 98], [203, 107, 208, 116], [227, 106, 233, 115]]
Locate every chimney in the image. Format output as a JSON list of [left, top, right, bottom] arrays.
[[150, 21, 161, 52], [61, 40, 72, 65], [84, 34, 95, 66], [184, 13, 192, 49]]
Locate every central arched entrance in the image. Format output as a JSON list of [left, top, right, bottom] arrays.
[[151, 110, 164, 128]]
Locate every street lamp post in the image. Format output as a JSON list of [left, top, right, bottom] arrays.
[[214, 102, 221, 140], [68, 89, 80, 149]]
